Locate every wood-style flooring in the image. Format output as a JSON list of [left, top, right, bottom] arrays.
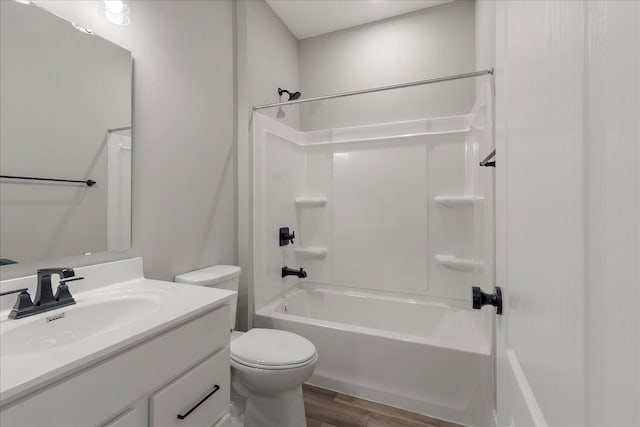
[[303, 384, 463, 427]]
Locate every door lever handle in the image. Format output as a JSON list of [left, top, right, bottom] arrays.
[[472, 286, 502, 315]]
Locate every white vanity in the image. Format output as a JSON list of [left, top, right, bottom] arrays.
[[0, 258, 234, 427]]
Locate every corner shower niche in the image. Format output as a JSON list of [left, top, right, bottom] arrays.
[[253, 96, 494, 309]]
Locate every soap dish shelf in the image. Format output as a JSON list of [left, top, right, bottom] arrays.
[[435, 255, 484, 271], [434, 195, 484, 208], [295, 247, 328, 259], [295, 197, 328, 208]]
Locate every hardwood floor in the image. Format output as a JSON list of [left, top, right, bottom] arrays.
[[303, 384, 463, 427]]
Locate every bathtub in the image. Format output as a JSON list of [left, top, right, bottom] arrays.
[[255, 284, 494, 427]]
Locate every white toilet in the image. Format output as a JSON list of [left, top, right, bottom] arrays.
[[175, 265, 317, 427]]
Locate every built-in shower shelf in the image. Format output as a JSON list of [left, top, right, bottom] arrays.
[[434, 195, 484, 208], [435, 255, 484, 271], [295, 197, 328, 208], [295, 247, 328, 259]]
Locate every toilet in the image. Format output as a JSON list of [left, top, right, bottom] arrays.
[[175, 265, 317, 427]]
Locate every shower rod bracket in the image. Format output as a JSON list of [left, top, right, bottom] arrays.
[[479, 150, 496, 167]]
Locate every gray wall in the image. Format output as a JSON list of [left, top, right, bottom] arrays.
[[1, 1, 236, 282], [246, 0, 300, 129], [236, 0, 300, 329], [0, 1, 131, 263], [298, 0, 476, 130], [475, 1, 495, 97]]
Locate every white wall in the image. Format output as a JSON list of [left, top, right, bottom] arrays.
[[0, 1, 130, 263], [494, 1, 639, 426], [0, 1, 236, 285], [236, 0, 300, 329], [298, 0, 476, 131], [584, 2, 639, 425]]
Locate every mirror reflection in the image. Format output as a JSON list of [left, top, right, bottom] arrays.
[[0, 1, 132, 265]]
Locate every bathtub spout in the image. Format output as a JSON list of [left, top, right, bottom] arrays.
[[282, 266, 307, 278]]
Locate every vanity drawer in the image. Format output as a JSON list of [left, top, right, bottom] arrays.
[[150, 347, 230, 427]]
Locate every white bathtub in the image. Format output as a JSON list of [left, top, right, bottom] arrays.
[[255, 284, 494, 427]]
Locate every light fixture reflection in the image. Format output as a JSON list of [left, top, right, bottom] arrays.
[[99, 0, 130, 26], [103, 0, 125, 14]]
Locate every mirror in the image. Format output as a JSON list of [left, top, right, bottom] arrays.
[[0, 1, 133, 265]]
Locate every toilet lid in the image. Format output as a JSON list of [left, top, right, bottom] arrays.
[[230, 328, 316, 368]]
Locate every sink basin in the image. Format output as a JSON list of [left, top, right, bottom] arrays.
[[0, 295, 162, 357]]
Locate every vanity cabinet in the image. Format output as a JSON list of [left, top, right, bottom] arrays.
[[0, 306, 231, 427]]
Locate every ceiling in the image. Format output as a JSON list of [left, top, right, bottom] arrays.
[[265, 0, 454, 40]]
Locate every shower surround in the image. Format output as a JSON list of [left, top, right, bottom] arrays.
[[252, 85, 495, 426]]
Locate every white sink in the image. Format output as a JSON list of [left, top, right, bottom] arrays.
[[1, 292, 163, 357], [0, 258, 235, 407]]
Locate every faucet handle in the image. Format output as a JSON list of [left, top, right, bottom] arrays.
[[56, 276, 82, 303], [0, 288, 29, 297], [13, 289, 34, 311], [1, 288, 34, 317], [55, 283, 74, 303], [59, 276, 84, 284]]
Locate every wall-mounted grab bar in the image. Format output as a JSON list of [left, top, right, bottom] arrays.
[[479, 150, 496, 167], [0, 175, 96, 187]]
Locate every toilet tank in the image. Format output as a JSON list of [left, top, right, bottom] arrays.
[[174, 265, 241, 330]]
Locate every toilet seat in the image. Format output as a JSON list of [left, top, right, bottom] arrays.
[[230, 328, 316, 370]]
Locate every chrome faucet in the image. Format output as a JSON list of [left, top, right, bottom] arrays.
[[0, 268, 83, 319]]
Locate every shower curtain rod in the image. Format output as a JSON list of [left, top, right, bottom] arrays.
[[252, 69, 493, 111]]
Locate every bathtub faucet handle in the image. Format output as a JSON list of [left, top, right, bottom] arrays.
[[279, 227, 295, 246]]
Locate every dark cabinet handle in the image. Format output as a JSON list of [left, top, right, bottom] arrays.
[[176, 384, 220, 420]]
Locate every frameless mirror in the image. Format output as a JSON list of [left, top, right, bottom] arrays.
[[0, 1, 133, 265]]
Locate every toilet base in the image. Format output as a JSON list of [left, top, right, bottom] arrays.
[[242, 386, 306, 427]]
